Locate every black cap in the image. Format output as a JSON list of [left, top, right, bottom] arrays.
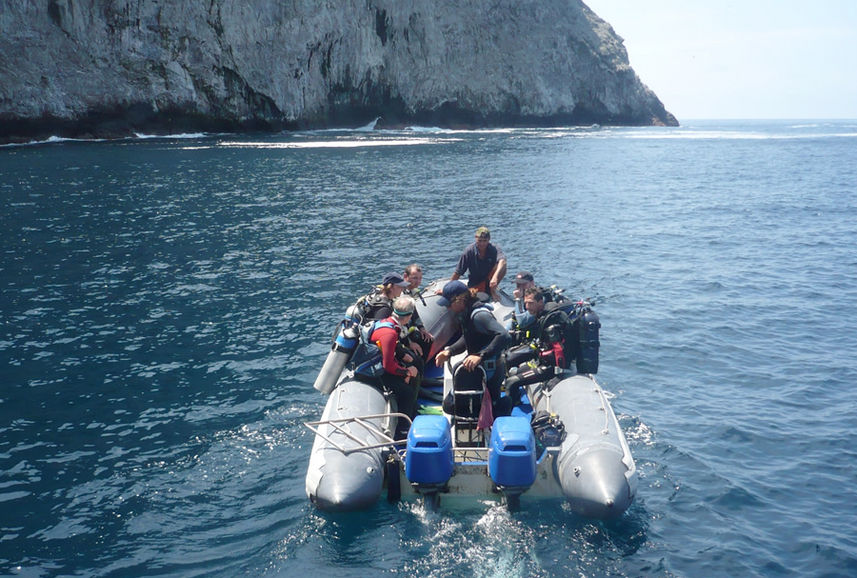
[[437, 280, 469, 307], [382, 272, 410, 287], [515, 271, 534, 284]]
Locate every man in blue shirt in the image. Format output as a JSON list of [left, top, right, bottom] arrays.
[[450, 226, 507, 298]]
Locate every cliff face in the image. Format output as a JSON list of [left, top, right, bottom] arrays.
[[0, 0, 677, 142]]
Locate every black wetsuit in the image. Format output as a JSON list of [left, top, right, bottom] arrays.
[[445, 303, 511, 414]]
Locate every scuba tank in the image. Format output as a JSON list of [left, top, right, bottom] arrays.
[[313, 323, 360, 394], [575, 307, 600, 374]]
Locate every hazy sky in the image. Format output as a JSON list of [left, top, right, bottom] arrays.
[[582, 0, 857, 120]]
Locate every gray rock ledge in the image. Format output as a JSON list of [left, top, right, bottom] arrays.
[[0, 0, 677, 143]]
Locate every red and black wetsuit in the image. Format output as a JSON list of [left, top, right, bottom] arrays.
[[370, 317, 422, 419]]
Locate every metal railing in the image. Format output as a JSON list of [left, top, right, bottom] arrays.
[[304, 412, 412, 455]]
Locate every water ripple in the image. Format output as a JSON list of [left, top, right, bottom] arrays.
[[2, 123, 856, 576]]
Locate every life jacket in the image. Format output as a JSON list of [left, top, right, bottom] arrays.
[[352, 319, 399, 378], [349, 287, 393, 323], [535, 305, 574, 368], [363, 292, 393, 320]]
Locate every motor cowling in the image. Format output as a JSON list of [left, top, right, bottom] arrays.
[[489, 416, 537, 490], [405, 415, 453, 486]]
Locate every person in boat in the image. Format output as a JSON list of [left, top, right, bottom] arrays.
[[402, 263, 434, 357], [403, 263, 423, 293], [433, 280, 512, 417], [498, 287, 578, 408], [362, 272, 411, 321], [507, 271, 536, 331], [518, 286, 575, 369], [367, 295, 423, 423], [512, 271, 536, 304], [510, 275, 577, 332], [449, 226, 507, 298]]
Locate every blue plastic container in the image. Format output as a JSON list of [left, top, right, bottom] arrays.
[[489, 416, 537, 488], [405, 415, 453, 484]]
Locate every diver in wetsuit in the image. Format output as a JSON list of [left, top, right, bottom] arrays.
[[433, 280, 512, 417]]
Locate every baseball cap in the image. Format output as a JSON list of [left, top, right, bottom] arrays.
[[382, 272, 410, 287], [515, 271, 534, 284], [437, 280, 469, 307]]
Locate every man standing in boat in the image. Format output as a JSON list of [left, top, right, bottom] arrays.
[[450, 226, 507, 299], [434, 281, 512, 418]]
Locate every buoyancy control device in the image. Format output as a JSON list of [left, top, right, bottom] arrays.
[[351, 319, 401, 379]]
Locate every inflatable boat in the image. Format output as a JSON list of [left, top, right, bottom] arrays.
[[304, 280, 637, 519]]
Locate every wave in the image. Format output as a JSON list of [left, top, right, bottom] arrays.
[[132, 132, 209, 140], [398, 124, 603, 135], [298, 123, 604, 137], [356, 117, 381, 131], [216, 137, 460, 149], [303, 117, 381, 134], [1, 132, 216, 148], [0, 123, 604, 149], [0, 135, 108, 148], [213, 123, 604, 148], [12, 121, 853, 150]]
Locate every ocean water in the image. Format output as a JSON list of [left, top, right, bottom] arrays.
[[2, 120, 856, 577]]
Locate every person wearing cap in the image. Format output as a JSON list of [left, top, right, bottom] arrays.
[[449, 226, 507, 298], [513, 271, 535, 300], [368, 295, 423, 424], [512, 271, 536, 312], [434, 280, 512, 417], [508, 271, 537, 331], [363, 271, 412, 321]]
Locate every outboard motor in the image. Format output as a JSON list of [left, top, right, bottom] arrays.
[[405, 415, 454, 502], [576, 307, 600, 374], [489, 416, 537, 507], [313, 322, 360, 394]]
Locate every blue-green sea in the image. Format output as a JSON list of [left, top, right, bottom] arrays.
[[2, 120, 856, 576]]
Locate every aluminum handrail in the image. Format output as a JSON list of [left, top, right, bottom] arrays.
[[304, 412, 412, 455]]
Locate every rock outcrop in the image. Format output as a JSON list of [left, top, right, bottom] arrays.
[[0, 0, 677, 142]]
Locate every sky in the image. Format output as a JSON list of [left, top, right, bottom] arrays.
[[582, 0, 857, 120]]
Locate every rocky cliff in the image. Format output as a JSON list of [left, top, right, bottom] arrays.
[[0, 0, 677, 142]]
